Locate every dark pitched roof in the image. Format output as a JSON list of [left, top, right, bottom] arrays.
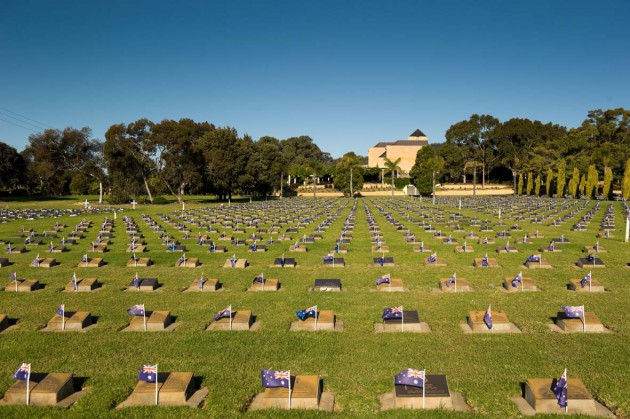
[[373, 139, 428, 147], [410, 129, 426, 137]]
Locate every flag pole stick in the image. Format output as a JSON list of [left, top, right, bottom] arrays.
[[454, 273, 457, 293], [26, 364, 31, 405], [229, 305, 233, 331], [62, 305, 65, 331], [401, 305, 404, 332], [288, 371, 292, 410], [143, 307, 147, 331], [583, 306, 586, 333], [15, 273, 18, 292], [315, 306, 318, 330], [155, 364, 159, 405], [422, 370, 426, 409], [589, 271, 592, 292]]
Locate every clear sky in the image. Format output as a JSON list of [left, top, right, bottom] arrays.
[[1, 0, 628, 157]]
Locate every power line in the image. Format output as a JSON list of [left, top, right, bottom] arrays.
[[0, 106, 53, 130], [0, 116, 40, 133]]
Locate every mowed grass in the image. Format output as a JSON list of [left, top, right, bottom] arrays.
[[0, 196, 628, 418]]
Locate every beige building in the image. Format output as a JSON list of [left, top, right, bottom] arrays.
[[368, 129, 429, 175]]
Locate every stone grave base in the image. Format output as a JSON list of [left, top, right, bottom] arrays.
[[0, 373, 88, 407], [454, 246, 474, 253], [597, 232, 613, 238], [249, 375, 335, 412], [577, 258, 606, 268], [116, 372, 208, 408], [376, 278, 406, 292], [127, 278, 160, 292], [332, 248, 347, 253], [178, 258, 200, 268], [372, 245, 389, 252], [583, 246, 606, 253], [477, 239, 496, 245], [51, 246, 66, 253], [550, 312, 609, 333], [462, 311, 521, 333], [463, 235, 479, 240], [36, 258, 57, 268], [539, 247, 561, 252], [127, 245, 147, 253], [374, 322, 431, 333], [218, 236, 233, 241], [127, 258, 152, 267], [64, 278, 100, 292], [379, 391, 469, 411], [223, 259, 248, 268], [525, 260, 552, 269], [5, 279, 39, 292], [90, 245, 107, 253], [122, 311, 177, 332], [79, 258, 104, 268], [207, 310, 257, 331], [290, 311, 342, 331], [438, 278, 472, 292], [249, 279, 280, 291], [412, 246, 431, 253], [248, 247, 267, 253], [9, 246, 28, 254], [272, 258, 297, 268], [373, 257, 395, 267], [42, 312, 94, 332], [289, 246, 308, 252], [185, 278, 220, 292], [473, 258, 499, 268], [496, 248, 518, 253], [208, 246, 227, 253], [568, 279, 605, 292], [502, 278, 537, 292], [0, 314, 13, 333], [424, 258, 446, 267], [511, 378, 614, 416]]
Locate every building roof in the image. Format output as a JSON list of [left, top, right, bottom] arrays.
[[410, 129, 426, 137], [373, 139, 428, 147]]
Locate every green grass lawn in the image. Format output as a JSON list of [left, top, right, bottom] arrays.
[[0, 196, 628, 418]]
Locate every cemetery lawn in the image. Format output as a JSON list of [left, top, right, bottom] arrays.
[[0, 196, 628, 418]]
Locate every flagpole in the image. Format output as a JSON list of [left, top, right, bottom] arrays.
[[25, 364, 31, 405], [315, 306, 318, 330], [155, 364, 159, 405], [454, 273, 457, 292], [229, 305, 233, 331], [287, 371, 292, 410], [583, 306, 586, 333], [521, 272, 524, 291], [15, 273, 18, 292], [62, 305, 65, 331], [401, 305, 404, 332], [143, 305, 147, 331], [565, 368, 568, 413], [589, 271, 592, 292], [422, 370, 426, 409]]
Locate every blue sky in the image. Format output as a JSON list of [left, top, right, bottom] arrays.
[[1, 0, 628, 157]]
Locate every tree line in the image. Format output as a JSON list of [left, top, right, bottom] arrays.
[[1, 108, 629, 202], [408, 108, 630, 199]]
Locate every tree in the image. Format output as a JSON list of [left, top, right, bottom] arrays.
[[333, 152, 363, 196], [579, 174, 586, 197], [384, 157, 402, 197], [445, 114, 499, 188], [556, 160, 566, 197], [410, 146, 444, 198], [535, 174, 541, 197], [602, 167, 613, 199], [526, 172, 533, 195], [545, 168, 554, 196], [517, 173, 524, 195], [0, 142, 27, 191], [246, 136, 285, 197], [585, 164, 598, 198], [623, 159, 630, 199], [569, 167, 580, 197], [437, 142, 468, 182]]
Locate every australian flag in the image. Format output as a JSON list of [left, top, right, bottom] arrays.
[[511, 272, 523, 288], [562, 305, 584, 318], [71, 273, 78, 291], [132, 273, 140, 288], [10, 272, 17, 281], [483, 305, 493, 329], [261, 369, 290, 388], [128, 304, 145, 316], [81, 254, 88, 263], [376, 274, 391, 286], [253, 273, 265, 284], [527, 254, 541, 263], [445, 273, 456, 288], [138, 364, 158, 383], [323, 253, 334, 262], [56, 304, 67, 317], [552, 368, 568, 408], [296, 305, 317, 321], [382, 306, 403, 320], [176, 254, 185, 267], [32, 254, 40, 267], [428, 253, 437, 263], [548, 241, 554, 251], [394, 368, 425, 388], [213, 306, 232, 321], [13, 363, 30, 381], [580, 272, 591, 288], [481, 254, 489, 267]]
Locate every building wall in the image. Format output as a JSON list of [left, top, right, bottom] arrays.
[[368, 146, 386, 169], [385, 145, 423, 173]]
